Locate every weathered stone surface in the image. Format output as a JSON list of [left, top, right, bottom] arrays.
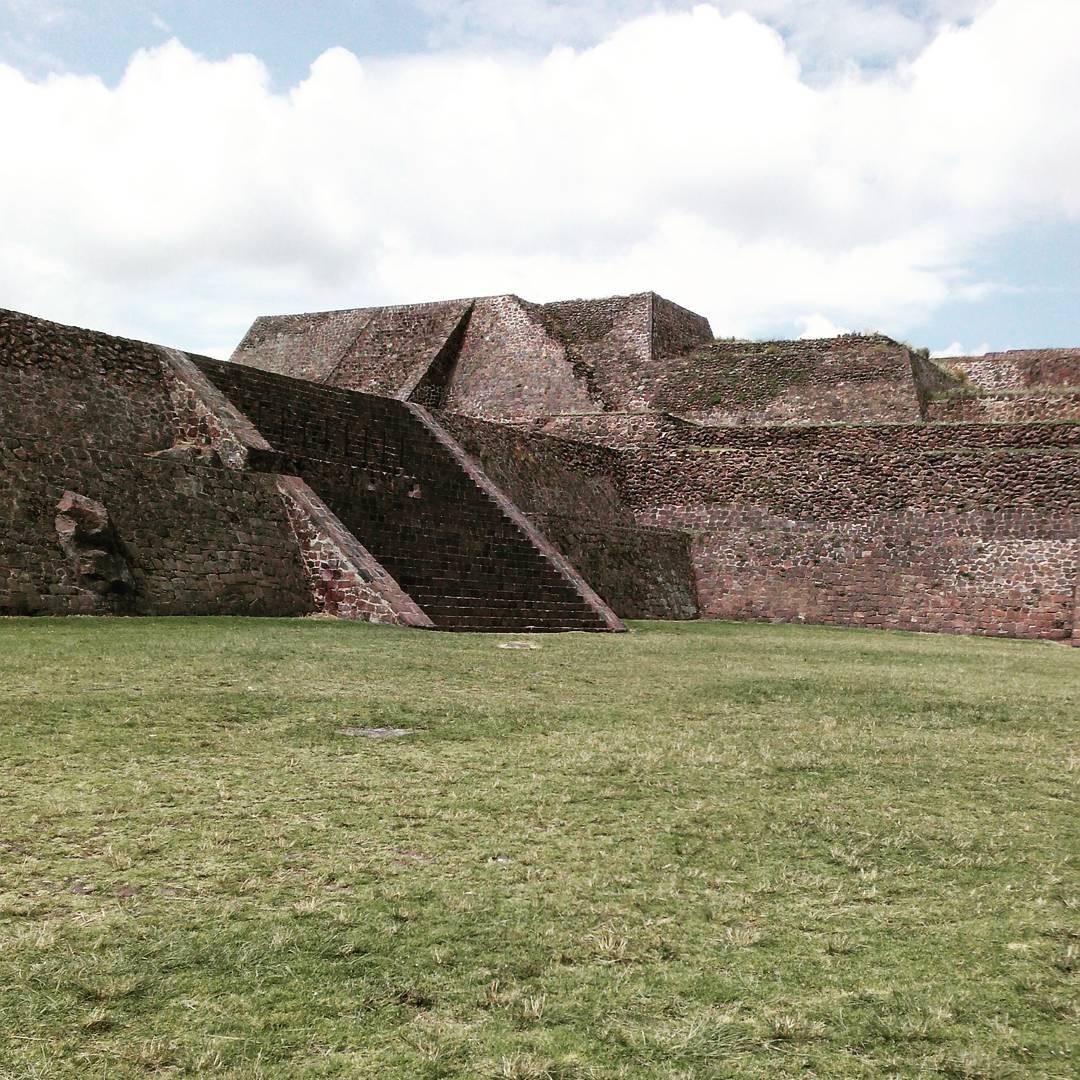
[[54, 491, 135, 601], [2, 293, 1077, 643], [193, 356, 624, 632]]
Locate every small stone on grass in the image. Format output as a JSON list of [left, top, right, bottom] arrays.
[[339, 727, 416, 738]]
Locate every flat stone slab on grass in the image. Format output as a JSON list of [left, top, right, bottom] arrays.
[[339, 727, 416, 738]]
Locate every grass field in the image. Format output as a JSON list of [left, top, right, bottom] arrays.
[[0, 617, 1076, 1079]]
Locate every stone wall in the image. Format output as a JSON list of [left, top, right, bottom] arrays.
[[329, 301, 472, 398], [657, 505, 1077, 640], [0, 436, 312, 616], [436, 412, 698, 619], [232, 300, 473, 396], [624, 446, 1080, 517], [277, 476, 434, 627], [0, 310, 452, 626], [528, 415, 1080, 452], [195, 358, 624, 632], [925, 391, 1080, 423], [6, 298, 1078, 643], [666, 419, 1080, 452], [652, 295, 715, 360], [624, 441, 1079, 641], [231, 309, 371, 384], [232, 292, 716, 422], [0, 307, 175, 453], [436, 412, 629, 522], [439, 295, 598, 419], [936, 349, 1080, 391], [649, 334, 920, 423], [0, 310, 320, 617]]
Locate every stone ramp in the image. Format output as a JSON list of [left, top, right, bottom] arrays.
[[195, 358, 624, 633]]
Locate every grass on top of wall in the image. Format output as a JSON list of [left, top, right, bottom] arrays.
[[0, 617, 1076, 1079]]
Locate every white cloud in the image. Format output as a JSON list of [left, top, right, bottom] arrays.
[[931, 341, 991, 358], [0, 0, 1077, 355], [420, 1, 994, 71], [797, 314, 849, 339]]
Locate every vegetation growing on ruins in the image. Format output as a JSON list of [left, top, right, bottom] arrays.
[[1, 618, 1077, 1078]]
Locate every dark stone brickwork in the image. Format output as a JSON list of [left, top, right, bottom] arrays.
[[328, 301, 473, 398], [0, 307, 175, 454], [664, 420, 1080, 452], [623, 446, 1080, 517], [436, 412, 697, 619], [194, 358, 623, 632], [0, 310, 318, 618], [5, 293, 1078, 643], [160, 347, 272, 468], [0, 437, 312, 616], [520, 412, 699, 447], [437, 412, 629, 522], [277, 476, 434, 627], [530, 516, 696, 620], [524, 415, 1080, 452]]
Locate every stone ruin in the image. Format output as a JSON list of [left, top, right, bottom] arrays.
[[1, 292, 1077, 641]]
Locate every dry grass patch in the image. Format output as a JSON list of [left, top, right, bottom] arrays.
[[0, 616, 1076, 1077]]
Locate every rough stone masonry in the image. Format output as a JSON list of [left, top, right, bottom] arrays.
[[2, 292, 1077, 641]]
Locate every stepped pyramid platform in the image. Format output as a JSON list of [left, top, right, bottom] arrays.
[[1, 293, 1077, 642]]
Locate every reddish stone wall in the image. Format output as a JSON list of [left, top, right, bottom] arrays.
[[6, 300, 1077, 643], [649, 334, 920, 423], [522, 412, 682, 447], [655, 506, 1077, 640], [669, 420, 1080, 451], [652, 295, 715, 360], [528, 517, 696, 620], [624, 442, 1079, 641], [436, 412, 628, 522], [515, 293, 712, 414], [0, 311, 321, 617], [231, 309, 370, 384], [232, 301, 473, 396], [527, 293, 652, 411], [937, 349, 1080, 391], [623, 446, 1080, 516], [528, 415, 1080, 451], [329, 301, 472, 397], [277, 476, 434, 627], [926, 391, 1080, 423], [436, 412, 697, 619], [239, 292, 717, 423], [440, 295, 597, 419]]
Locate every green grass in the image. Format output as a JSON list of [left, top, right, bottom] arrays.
[[0, 617, 1076, 1079]]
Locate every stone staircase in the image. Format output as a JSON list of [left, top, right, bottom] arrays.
[[195, 358, 622, 633]]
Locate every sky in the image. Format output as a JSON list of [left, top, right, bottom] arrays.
[[0, 0, 1077, 358]]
